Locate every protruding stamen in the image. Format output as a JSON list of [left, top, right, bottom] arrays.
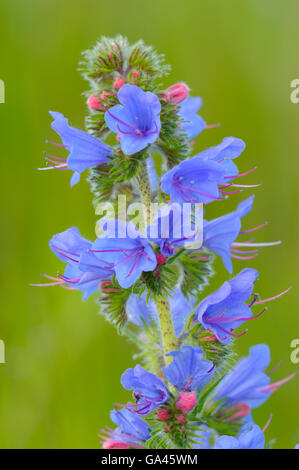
[[230, 183, 262, 188], [232, 241, 282, 248], [258, 372, 297, 393], [224, 166, 257, 179], [205, 123, 221, 129], [238, 307, 267, 321], [231, 253, 259, 260], [240, 222, 268, 234], [44, 152, 67, 162], [220, 189, 243, 195], [217, 325, 248, 339], [45, 141, 65, 148], [262, 413, 273, 433], [253, 286, 292, 305], [267, 360, 283, 376]]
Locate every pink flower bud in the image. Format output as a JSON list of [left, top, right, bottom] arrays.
[[224, 403, 250, 421], [155, 253, 167, 266], [87, 94, 104, 111], [103, 439, 131, 449], [132, 70, 140, 80], [161, 93, 170, 101], [100, 90, 113, 100], [176, 391, 197, 414], [114, 77, 125, 90], [157, 408, 172, 421], [167, 83, 189, 104]]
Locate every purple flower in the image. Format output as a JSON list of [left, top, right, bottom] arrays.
[[161, 158, 226, 205], [203, 195, 255, 272], [213, 344, 271, 409], [197, 137, 246, 182], [32, 227, 112, 299], [105, 84, 161, 155], [147, 203, 201, 256], [62, 262, 110, 300], [126, 289, 194, 336], [121, 365, 169, 415], [163, 346, 214, 392], [215, 424, 265, 449], [50, 227, 112, 299], [110, 408, 151, 441], [214, 344, 296, 410], [40, 112, 112, 186], [178, 96, 206, 140], [91, 221, 157, 288], [194, 268, 259, 344]]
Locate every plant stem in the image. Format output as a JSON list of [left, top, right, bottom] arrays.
[[155, 296, 178, 365], [138, 160, 177, 367], [138, 160, 153, 226]]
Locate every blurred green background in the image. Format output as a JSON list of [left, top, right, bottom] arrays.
[[0, 0, 298, 449]]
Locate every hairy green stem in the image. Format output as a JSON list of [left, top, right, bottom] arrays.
[[138, 160, 177, 367], [155, 296, 178, 365], [138, 160, 153, 226]]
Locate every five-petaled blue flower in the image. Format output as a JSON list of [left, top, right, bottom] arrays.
[[48, 227, 112, 299], [121, 365, 169, 415], [163, 346, 214, 391], [194, 268, 259, 344], [92, 220, 157, 288], [105, 84, 161, 155], [161, 157, 226, 205], [41, 112, 113, 186], [126, 289, 194, 336], [203, 195, 255, 272], [178, 96, 206, 140], [215, 424, 265, 449]]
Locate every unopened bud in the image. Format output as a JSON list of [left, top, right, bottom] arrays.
[[155, 253, 167, 266], [157, 408, 172, 421], [176, 391, 197, 414], [103, 439, 130, 449], [167, 83, 189, 104], [114, 77, 125, 90], [87, 94, 104, 111]]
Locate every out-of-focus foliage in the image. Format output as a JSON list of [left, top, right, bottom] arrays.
[[0, 0, 298, 448]]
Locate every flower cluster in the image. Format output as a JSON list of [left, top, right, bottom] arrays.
[[33, 36, 296, 449]]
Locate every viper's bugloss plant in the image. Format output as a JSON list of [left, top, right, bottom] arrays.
[[33, 36, 296, 449]]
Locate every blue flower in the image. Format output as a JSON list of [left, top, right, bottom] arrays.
[[197, 137, 246, 182], [92, 220, 157, 288], [147, 203, 200, 256], [203, 195, 255, 272], [163, 346, 214, 391], [49, 226, 91, 265], [161, 158, 226, 205], [105, 84, 161, 155], [178, 97, 206, 140], [121, 365, 169, 415], [110, 408, 151, 441], [215, 424, 265, 449], [213, 344, 271, 409], [43, 112, 112, 186], [62, 262, 110, 300], [195, 268, 259, 344], [126, 289, 194, 336], [48, 227, 112, 299]]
